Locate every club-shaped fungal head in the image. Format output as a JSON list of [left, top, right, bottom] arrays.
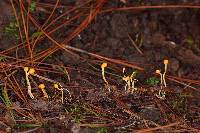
[[24, 67, 29, 72], [156, 69, 161, 74], [54, 83, 59, 89], [38, 84, 45, 90], [28, 68, 35, 75], [101, 63, 107, 69], [122, 76, 130, 82], [163, 59, 169, 65]]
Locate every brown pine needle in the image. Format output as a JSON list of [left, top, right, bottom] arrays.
[[128, 34, 143, 55]]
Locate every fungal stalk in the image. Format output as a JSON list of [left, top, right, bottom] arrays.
[[156, 69, 163, 88], [155, 90, 166, 99], [122, 76, 131, 92], [122, 69, 138, 93], [163, 59, 169, 87], [130, 71, 137, 92], [101, 63, 110, 92], [54, 83, 64, 104], [24, 67, 34, 99]]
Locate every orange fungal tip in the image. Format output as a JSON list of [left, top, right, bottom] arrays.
[[54, 84, 59, 89], [28, 68, 35, 75], [122, 76, 130, 81], [38, 84, 45, 89], [24, 67, 29, 72], [101, 63, 107, 68], [163, 59, 169, 65], [156, 70, 161, 74]]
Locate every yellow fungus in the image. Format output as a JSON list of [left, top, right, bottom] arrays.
[[156, 69, 163, 86], [101, 63, 109, 91], [156, 70, 161, 74], [155, 60, 169, 98], [122, 70, 138, 93], [24, 67, 29, 72], [122, 76, 130, 81], [38, 84, 48, 98], [101, 62, 107, 68], [163, 59, 169, 65], [54, 83, 59, 89], [122, 76, 130, 92], [28, 68, 35, 75], [53, 83, 64, 104], [38, 84, 45, 89], [163, 59, 169, 87], [24, 67, 34, 99]]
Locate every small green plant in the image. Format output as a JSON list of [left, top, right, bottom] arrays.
[[146, 77, 159, 86], [65, 104, 84, 123], [97, 127, 107, 133], [185, 36, 194, 47], [0, 86, 16, 125], [0, 86, 12, 107], [0, 56, 7, 62], [4, 21, 19, 40], [29, 1, 36, 12], [31, 31, 43, 39], [15, 123, 42, 128]]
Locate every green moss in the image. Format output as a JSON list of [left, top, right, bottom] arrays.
[[97, 127, 107, 133], [4, 21, 19, 40], [146, 77, 159, 86], [29, 1, 36, 12]]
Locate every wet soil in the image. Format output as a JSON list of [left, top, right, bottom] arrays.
[[0, 0, 200, 132]]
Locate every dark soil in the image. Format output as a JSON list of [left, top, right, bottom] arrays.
[[0, 0, 200, 133]]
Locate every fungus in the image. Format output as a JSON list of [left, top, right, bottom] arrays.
[[163, 59, 169, 87], [156, 69, 163, 86], [122, 76, 130, 92], [54, 83, 64, 103], [122, 69, 138, 93], [38, 84, 48, 98], [24, 67, 34, 99], [101, 63, 110, 92], [156, 90, 166, 99], [28, 68, 35, 75]]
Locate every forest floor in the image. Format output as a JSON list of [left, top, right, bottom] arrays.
[[0, 0, 200, 132]]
